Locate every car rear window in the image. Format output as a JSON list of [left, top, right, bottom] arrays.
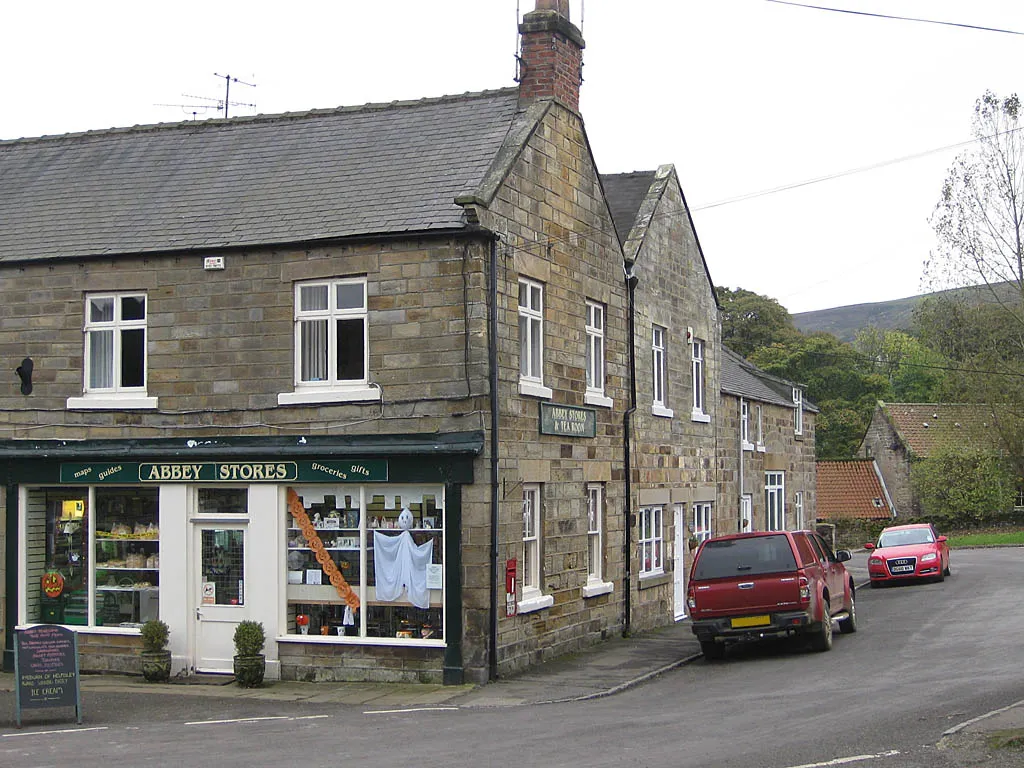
[[692, 535, 798, 579]]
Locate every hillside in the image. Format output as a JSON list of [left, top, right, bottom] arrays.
[[793, 282, 1018, 342], [793, 296, 919, 342]]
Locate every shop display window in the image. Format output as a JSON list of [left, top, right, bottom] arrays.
[[25, 486, 160, 627], [285, 485, 443, 642]]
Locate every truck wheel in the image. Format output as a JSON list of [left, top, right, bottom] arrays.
[[838, 590, 857, 634], [700, 641, 726, 661], [809, 599, 833, 652]]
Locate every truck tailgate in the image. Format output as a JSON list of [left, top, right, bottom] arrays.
[[691, 573, 803, 617]]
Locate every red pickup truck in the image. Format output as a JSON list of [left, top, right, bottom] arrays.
[[687, 530, 857, 660]]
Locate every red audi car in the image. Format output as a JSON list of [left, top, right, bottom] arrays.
[[865, 523, 950, 587]]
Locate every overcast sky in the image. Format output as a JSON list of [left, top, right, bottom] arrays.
[[3, 0, 1022, 314]]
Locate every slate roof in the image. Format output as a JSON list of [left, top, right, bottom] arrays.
[[601, 170, 656, 246], [720, 346, 818, 412], [882, 402, 994, 457], [816, 459, 894, 521], [0, 89, 522, 263]]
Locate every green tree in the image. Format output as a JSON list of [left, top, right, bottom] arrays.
[[719, 287, 798, 358], [750, 332, 889, 458], [853, 326, 948, 402], [911, 446, 1016, 528]]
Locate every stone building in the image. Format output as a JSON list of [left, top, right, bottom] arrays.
[[0, 0, 817, 684], [602, 167, 721, 628], [719, 347, 817, 536], [858, 401, 995, 517]]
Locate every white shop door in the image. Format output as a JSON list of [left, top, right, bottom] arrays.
[[193, 523, 248, 673]]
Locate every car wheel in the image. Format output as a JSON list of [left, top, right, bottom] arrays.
[[943, 561, 951, 577], [808, 599, 833, 652], [936, 568, 945, 582], [700, 641, 726, 661], [838, 590, 857, 634]]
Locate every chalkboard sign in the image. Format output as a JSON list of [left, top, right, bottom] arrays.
[[14, 625, 82, 727]]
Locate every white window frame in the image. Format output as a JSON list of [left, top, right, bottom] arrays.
[[518, 278, 552, 399], [639, 505, 664, 577], [651, 325, 673, 417], [68, 292, 157, 409], [691, 337, 709, 422], [279, 277, 380, 405], [585, 300, 612, 407], [755, 404, 765, 451], [793, 387, 804, 436], [794, 491, 805, 530], [692, 502, 712, 543], [741, 399, 753, 450], [766, 472, 785, 531], [583, 483, 613, 597], [519, 483, 553, 613]]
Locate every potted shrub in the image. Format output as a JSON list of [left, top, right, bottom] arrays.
[[233, 619, 266, 688], [139, 619, 171, 682]]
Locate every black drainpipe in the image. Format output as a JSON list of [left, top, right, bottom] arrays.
[[488, 234, 501, 680], [622, 265, 639, 638]]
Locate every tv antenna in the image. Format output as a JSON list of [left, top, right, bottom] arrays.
[[155, 73, 256, 121], [213, 73, 256, 119]]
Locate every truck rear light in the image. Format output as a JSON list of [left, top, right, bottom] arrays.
[[798, 576, 810, 604], [686, 587, 696, 610]]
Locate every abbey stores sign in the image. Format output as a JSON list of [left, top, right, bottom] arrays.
[[59, 460, 389, 484], [539, 402, 597, 438]]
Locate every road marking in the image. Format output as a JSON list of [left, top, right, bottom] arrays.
[[782, 750, 900, 768], [2, 726, 109, 739], [944, 697, 1024, 736], [185, 715, 329, 726], [364, 706, 460, 715]]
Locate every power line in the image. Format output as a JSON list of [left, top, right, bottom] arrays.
[[764, 0, 1024, 36]]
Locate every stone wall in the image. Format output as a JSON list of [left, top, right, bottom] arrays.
[[477, 100, 628, 676], [859, 407, 914, 516]]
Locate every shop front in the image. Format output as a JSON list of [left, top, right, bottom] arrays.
[[2, 433, 482, 684]]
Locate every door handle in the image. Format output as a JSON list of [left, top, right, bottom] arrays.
[[196, 607, 202, 621]]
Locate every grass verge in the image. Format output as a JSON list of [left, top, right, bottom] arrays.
[[948, 530, 1024, 547]]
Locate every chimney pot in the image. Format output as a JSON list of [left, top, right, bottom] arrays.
[[518, 0, 585, 111]]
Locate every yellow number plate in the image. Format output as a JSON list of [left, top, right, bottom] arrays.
[[731, 615, 770, 628]]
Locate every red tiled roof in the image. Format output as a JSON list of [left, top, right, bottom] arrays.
[[816, 460, 894, 521], [883, 403, 993, 457]]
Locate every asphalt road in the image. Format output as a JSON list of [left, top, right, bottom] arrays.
[[2, 548, 1022, 768]]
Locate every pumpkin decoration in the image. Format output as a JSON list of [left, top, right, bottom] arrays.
[[41, 571, 65, 598]]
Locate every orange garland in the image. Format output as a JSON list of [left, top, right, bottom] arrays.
[[287, 487, 360, 611]]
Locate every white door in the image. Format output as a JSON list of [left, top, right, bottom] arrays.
[[673, 504, 686, 620], [193, 523, 248, 673], [741, 494, 753, 533]]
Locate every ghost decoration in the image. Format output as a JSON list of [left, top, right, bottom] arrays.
[[398, 507, 415, 530]]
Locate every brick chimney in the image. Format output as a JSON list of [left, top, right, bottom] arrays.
[[517, 0, 585, 112]]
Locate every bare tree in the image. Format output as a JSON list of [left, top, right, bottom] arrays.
[[927, 91, 1024, 317]]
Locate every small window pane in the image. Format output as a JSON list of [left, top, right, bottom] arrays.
[[336, 318, 366, 381], [120, 328, 145, 387], [90, 297, 114, 323], [335, 282, 365, 310], [300, 319, 329, 381], [88, 330, 114, 388], [121, 295, 146, 321], [300, 284, 329, 312]]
